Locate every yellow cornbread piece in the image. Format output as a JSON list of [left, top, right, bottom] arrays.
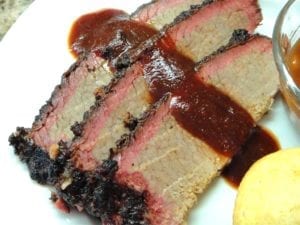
[[233, 148, 300, 225]]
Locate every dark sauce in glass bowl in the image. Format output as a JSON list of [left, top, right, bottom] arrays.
[[287, 39, 300, 87]]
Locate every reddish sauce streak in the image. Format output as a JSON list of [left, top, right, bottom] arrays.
[[68, 9, 157, 58], [222, 126, 280, 188], [68, 9, 280, 185], [142, 40, 254, 157]]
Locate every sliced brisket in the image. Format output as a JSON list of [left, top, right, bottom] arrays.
[[9, 53, 113, 184], [164, 0, 262, 61], [132, 0, 206, 29], [10, 0, 262, 184], [58, 32, 279, 223], [62, 32, 279, 224], [70, 0, 262, 171], [71, 64, 151, 171], [118, 0, 262, 67], [195, 33, 279, 121], [8, 0, 277, 224], [112, 35, 279, 225]]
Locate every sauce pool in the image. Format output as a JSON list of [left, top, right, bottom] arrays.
[[222, 126, 280, 188], [68, 9, 157, 59]]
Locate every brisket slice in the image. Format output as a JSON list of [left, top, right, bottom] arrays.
[[59, 33, 279, 224], [118, 0, 261, 66], [30, 54, 113, 150], [8, 54, 114, 184], [132, 0, 205, 29], [10, 1, 234, 183], [9, 0, 261, 169], [70, 0, 262, 171], [112, 35, 279, 225], [195, 34, 279, 121], [11, 0, 261, 182], [164, 0, 262, 61], [71, 64, 152, 171]]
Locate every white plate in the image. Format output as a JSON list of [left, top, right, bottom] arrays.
[[0, 0, 299, 224]]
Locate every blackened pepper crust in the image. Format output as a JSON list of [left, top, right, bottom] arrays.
[[8, 127, 70, 185], [195, 30, 270, 70], [58, 160, 149, 225], [123, 112, 139, 131], [9, 128, 149, 224], [71, 68, 128, 141], [32, 54, 87, 130], [173, 0, 215, 25]]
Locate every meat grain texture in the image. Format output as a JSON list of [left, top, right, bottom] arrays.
[[8, 0, 280, 225]]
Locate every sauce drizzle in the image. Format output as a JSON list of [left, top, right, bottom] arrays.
[[68, 9, 280, 187], [68, 9, 157, 59], [222, 126, 280, 188], [142, 39, 254, 157]]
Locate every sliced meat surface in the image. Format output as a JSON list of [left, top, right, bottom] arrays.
[[132, 0, 205, 29], [53, 32, 279, 225], [10, 0, 261, 163], [8, 0, 274, 223], [120, 0, 261, 67], [71, 64, 151, 171], [62, 33, 279, 224], [165, 0, 262, 61], [70, 0, 262, 170], [115, 94, 228, 225], [10, 0, 228, 165], [196, 35, 279, 121], [113, 35, 279, 225], [31, 53, 113, 151]]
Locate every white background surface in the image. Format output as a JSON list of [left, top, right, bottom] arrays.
[[0, 0, 299, 224]]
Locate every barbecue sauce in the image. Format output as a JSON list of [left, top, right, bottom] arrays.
[[222, 126, 280, 188], [141, 39, 254, 157], [68, 9, 157, 58], [287, 39, 300, 87], [68, 10, 280, 187]]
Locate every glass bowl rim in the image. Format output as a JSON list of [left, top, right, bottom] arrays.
[[272, 0, 300, 105]]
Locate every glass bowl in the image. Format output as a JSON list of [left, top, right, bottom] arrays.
[[273, 0, 300, 117]]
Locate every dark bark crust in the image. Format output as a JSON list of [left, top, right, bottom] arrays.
[[58, 161, 149, 225], [70, 69, 130, 142], [196, 31, 270, 69], [8, 128, 149, 225], [8, 127, 71, 185], [32, 54, 88, 130], [172, 0, 215, 25]]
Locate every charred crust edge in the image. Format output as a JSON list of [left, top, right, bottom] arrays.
[[71, 69, 127, 141], [123, 112, 139, 131], [57, 160, 149, 224], [171, 0, 215, 26], [195, 30, 267, 70], [32, 53, 97, 131], [8, 127, 70, 185], [9, 127, 149, 224], [130, 0, 159, 19]]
